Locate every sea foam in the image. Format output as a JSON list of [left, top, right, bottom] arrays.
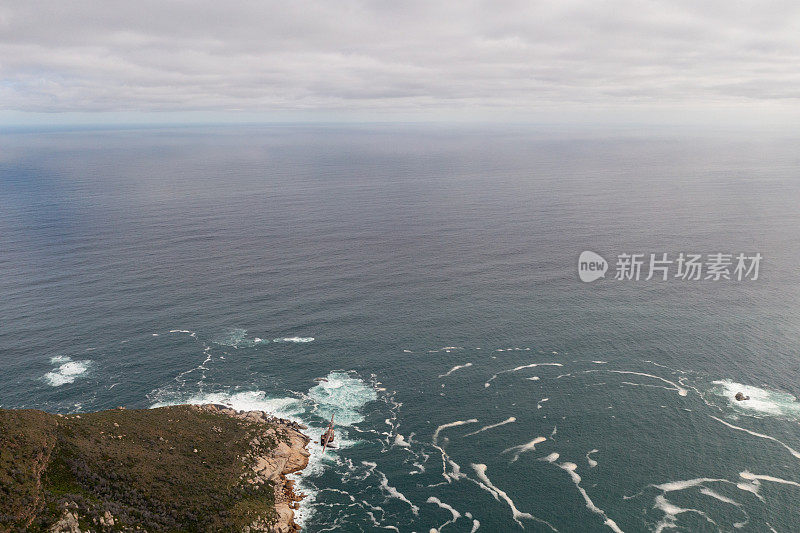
[[43, 356, 92, 386], [151, 370, 376, 529], [711, 380, 800, 420]]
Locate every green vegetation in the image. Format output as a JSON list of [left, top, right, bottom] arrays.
[[0, 406, 281, 532]]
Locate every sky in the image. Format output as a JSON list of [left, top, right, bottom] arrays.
[[1, 0, 800, 126]]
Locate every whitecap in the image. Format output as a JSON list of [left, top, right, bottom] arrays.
[[307, 372, 378, 427], [151, 370, 377, 529], [214, 328, 248, 347], [274, 336, 315, 343], [393, 434, 411, 448], [710, 380, 800, 420], [43, 356, 92, 386]]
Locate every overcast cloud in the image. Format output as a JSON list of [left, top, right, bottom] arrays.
[[1, 1, 800, 122]]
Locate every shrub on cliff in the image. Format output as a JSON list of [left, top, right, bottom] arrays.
[[0, 406, 281, 532]]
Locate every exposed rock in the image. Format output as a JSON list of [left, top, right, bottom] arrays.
[[735, 392, 750, 401], [99, 510, 115, 528], [49, 509, 82, 533], [1, 405, 310, 533], [197, 404, 311, 532]]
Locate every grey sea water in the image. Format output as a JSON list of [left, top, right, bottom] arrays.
[[2, 124, 800, 531]]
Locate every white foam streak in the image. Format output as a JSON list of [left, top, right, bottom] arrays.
[[710, 416, 800, 459], [427, 497, 460, 532], [653, 478, 728, 492], [537, 398, 549, 409], [605, 371, 687, 396], [427, 497, 460, 521], [372, 466, 419, 515], [740, 471, 800, 488], [485, 362, 563, 387], [557, 462, 623, 533], [439, 362, 473, 378], [432, 419, 478, 445], [653, 495, 716, 533], [502, 436, 546, 463], [470, 464, 555, 530], [736, 478, 763, 500], [463, 417, 516, 437], [586, 449, 599, 468], [699, 487, 740, 506], [274, 336, 315, 343]]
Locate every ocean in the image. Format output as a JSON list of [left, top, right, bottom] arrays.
[[2, 124, 800, 532]]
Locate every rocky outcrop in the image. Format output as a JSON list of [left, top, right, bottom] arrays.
[[1, 405, 311, 533], [735, 392, 750, 401], [198, 404, 311, 532], [49, 508, 81, 533]]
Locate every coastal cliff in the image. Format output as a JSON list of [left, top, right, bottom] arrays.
[[0, 404, 310, 533]]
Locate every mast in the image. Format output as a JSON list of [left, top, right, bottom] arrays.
[[321, 414, 334, 454]]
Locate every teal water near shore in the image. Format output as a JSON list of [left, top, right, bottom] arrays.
[[2, 125, 800, 531]]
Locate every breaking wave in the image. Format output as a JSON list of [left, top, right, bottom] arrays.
[[709, 380, 800, 420], [212, 328, 313, 348], [42, 356, 92, 386], [150, 370, 376, 528]]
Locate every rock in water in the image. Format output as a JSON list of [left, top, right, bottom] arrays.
[[735, 391, 750, 401]]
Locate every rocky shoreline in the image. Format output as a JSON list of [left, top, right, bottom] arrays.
[[0, 404, 312, 532], [198, 404, 311, 532]]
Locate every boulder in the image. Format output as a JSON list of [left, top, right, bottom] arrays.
[[49, 510, 82, 533]]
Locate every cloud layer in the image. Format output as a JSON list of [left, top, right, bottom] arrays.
[[1, 1, 799, 118]]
